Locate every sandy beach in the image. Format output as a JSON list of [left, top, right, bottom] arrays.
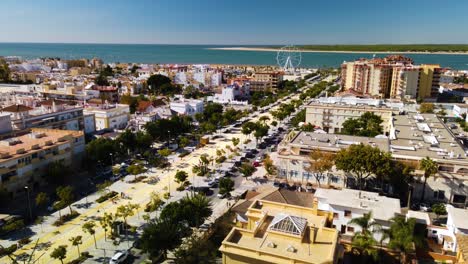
[[208, 47, 468, 55]]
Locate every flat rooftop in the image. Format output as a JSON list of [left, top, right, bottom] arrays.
[[289, 131, 390, 153], [223, 227, 337, 264], [0, 129, 83, 160], [391, 113, 468, 162], [315, 188, 401, 221]]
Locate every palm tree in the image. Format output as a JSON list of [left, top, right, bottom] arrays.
[[419, 157, 438, 203], [181, 194, 212, 227], [348, 212, 381, 262], [387, 216, 422, 264]]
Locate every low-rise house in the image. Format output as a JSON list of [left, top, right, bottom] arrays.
[[314, 188, 401, 241], [170, 98, 203, 116], [83, 104, 130, 131], [220, 195, 339, 264]]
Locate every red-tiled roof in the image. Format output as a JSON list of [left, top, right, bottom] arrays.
[[1, 104, 33, 112]]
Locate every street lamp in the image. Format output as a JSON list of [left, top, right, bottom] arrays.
[[110, 153, 114, 167], [24, 186, 32, 221]]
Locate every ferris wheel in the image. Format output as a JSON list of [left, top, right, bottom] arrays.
[[276, 45, 302, 72]]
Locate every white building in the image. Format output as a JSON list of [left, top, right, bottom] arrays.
[[193, 71, 206, 85], [83, 104, 130, 131], [444, 206, 468, 252], [315, 188, 401, 241], [170, 99, 204, 116], [212, 84, 250, 104], [453, 104, 468, 118], [174, 72, 188, 86], [211, 72, 223, 87]]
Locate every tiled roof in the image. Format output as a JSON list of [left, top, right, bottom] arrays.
[[1, 104, 33, 112]]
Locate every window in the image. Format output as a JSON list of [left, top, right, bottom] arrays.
[[344, 210, 352, 218], [347, 226, 355, 233], [333, 213, 339, 219], [453, 194, 466, 204], [437, 191, 445, 200]]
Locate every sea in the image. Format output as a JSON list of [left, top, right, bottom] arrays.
[[1, 43, 468, 70]]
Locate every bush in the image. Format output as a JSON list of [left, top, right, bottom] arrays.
[[18, 237, 31, 246], [53, 211, 80, 226], [176, 185, 185, 192], [0, 244, 17, 257], [216, 156, 227, 164], [1, 219, 25, 233], [96, 191, 118, 203]]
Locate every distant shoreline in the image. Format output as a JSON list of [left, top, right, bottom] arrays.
[[209, 47, 468, 55]]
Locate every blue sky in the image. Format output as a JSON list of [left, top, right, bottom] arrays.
[[1, 0, 467, 45]]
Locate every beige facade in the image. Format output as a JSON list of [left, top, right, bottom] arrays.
[[0, 129, 85, 196], [304, 103, 393, 134], [84, 104, 130, 131], [341, 57, 440, 99], [250, 72, 283, 92], [390, 66, 420, 99], [419, 64, 442, 99]]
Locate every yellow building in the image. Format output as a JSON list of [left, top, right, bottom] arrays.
[[220, 198, 339, 264], [0, 128, 85, 196], [418, 64, 441, 99], [457, 234, 468, 263]]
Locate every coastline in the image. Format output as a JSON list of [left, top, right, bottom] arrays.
[[208, 47, 468, 55]]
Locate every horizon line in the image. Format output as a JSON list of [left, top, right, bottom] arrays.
[[1, 41, 468, 46]]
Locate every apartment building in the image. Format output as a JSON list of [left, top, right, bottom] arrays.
[[276, 112, 468, 205], [315, 188, 401, 241], [0, 129, 85, 196], [304, 103, 393, 134], [340, 56, 440, 99], [250, 72, 283, 92], [83, 104, 130, 131], [419, 64, 442, 99], [0, 101, 95, 136], [220, 197, 339, 264], [390, 66, 420, 99]]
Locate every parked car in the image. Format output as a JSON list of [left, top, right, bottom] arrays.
[[217, 192, 229, 199], [199, 223, 211, 231], [109, 250, 129, 264], [253, 161, 261, 167]]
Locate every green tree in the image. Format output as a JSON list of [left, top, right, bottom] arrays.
[[116, 203, 138, 227], [56, 186, 75, 215], [68, 235, 82, 256], [86, 138, 118, 166], [35, 192, 49, 209], [147, 74, 172, 95], [419, 157, 438, 203], [82, 221, 97, 248], [99, 212, 114, 241], [335, 144, 391, 190], [158, 148, 172, 157], [241, 121, 257, 137], [348, 212, 380, 262], [180, 194, 212, 227], [141, 217, 189, 260], [263, 154, 276, 175], [192, 154, 211, 176], [419, 103, 435, 113], [219, 177, 234, 195], [173, 236, 217, 264], [259, 115, 270, 124], [127, 161, 145, 181], [178, 136, 190, 148], [239, 162, 256, 179], [50, 245, 67, 264], [46, 161, 70, 185], [231, 137, 240, 147], [174, 171, 188, 183], [0, 58, 10, 82], [387, 216, 422, 264], [342, 112, 383, 137], [253, 123, 269, 143], [116, 129, 137, 154], [431, 203, 447, 220], [306, 150, 335, 186]]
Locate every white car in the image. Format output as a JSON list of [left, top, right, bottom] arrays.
[[109, 250, 129, 264]]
